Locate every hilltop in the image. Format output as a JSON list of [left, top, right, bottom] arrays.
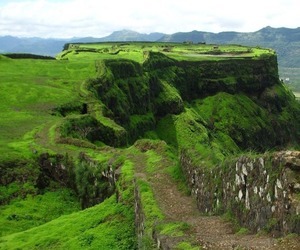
[[1, 26, 300, 95], [0, 42, 299, 249]]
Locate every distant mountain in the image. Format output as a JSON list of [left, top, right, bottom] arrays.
[[0, 30, 165, 56], [159, 26, 300, 44], [0, 35, 68, 56], [96, 29, 165, 42], [158, 26, 300, 68]]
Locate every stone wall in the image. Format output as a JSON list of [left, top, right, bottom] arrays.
[[181, 151, 300, 236], [134, 179, 146, 248]]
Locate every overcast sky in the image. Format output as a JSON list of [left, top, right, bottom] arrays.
[[0, 0, 299, 38]]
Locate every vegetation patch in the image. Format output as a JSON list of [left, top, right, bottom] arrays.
[[0, 189, 80, 237], [3, 53, 56, 60], [158, 222, 190, 237], [0, 195, 136, 250]]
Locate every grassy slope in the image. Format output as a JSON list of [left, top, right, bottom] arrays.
[[0, 195, 135, 250], [0, 43, 298, 249], [0, 57, 95, 160], [0, 56, 98, 247], [0, 158, 137, 250], [0, 189, 80, 237]]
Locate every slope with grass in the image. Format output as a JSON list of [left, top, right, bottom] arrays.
[[0, 42, 299, 249]]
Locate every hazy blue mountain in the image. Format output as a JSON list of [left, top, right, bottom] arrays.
[[95, 29, 165, 42], [159, 27, 300, 44], [0, 30, 165, 56], [158, 27, 300, 68], [0, 36, 69, 56]]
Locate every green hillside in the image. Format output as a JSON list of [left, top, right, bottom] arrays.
[[0, 42, 299, 249]]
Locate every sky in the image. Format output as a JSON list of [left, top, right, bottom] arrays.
[[0, 0, 299, 38]]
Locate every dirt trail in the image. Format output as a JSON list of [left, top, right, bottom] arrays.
[[152, 171, 280, 250], [132, 149, 299, 250]]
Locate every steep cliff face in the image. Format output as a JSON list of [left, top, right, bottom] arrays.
[[71, 52, 299, 151], [159, 54, 279, 100]]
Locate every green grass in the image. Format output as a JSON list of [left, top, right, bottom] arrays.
[[137, 179, 164, 224], [58, 42, 272, 63], [176, 241, 202, 250], [0, 57, 96, 159], [0, 156, 137, 250], [0, 189, 80, 237], [158, 222, 190, 237], [191, 92, 273, 151], [156, 109, 218, 167], [0, 195, 136, 250], [145, 149, 163, 174], [236, 227, 250, 235]]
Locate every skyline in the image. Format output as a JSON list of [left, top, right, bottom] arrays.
[[0, 0, 299, 38]]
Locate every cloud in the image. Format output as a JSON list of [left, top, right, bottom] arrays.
[[0, 0, 298, 38]]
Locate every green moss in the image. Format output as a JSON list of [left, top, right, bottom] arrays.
[[176, 241, 202, 250], [138, 180, 164, 223], [191, 92, 278, 151], [264, 218, 280, 232], [236, 227, 250, 235], [155, 80, 184, 116], [145, 150, 163, 174], [105, 59, 143, 79], [158, 222, 190, 237], [128, 113, 155, 143]]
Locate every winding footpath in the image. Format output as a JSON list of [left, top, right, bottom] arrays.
[[133, 148, 299, 249]]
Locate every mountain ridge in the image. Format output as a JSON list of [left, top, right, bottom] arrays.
[[1, 26, 300, 56]]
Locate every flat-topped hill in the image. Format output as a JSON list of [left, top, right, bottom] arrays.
[[59, 42, 274, 62]]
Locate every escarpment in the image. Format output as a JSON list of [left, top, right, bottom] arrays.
[[1, 43, 299, 248], [64, 51, 299, 150]]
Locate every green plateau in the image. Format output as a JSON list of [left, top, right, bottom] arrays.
[[0, 42, 299, 249]]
